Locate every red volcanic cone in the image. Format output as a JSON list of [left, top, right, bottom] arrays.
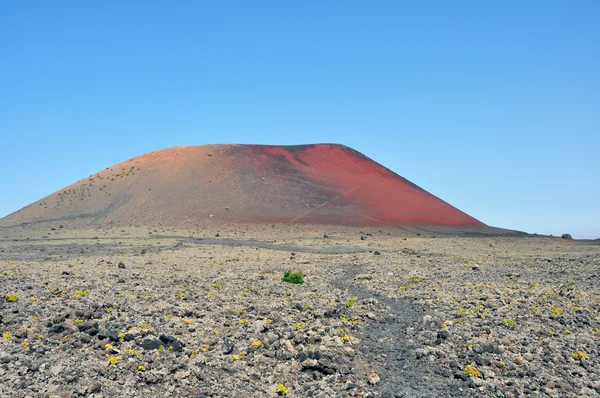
[[1, 144, 485, 229]]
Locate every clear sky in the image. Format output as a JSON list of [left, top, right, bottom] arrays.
[[1, 1, 598, 238]]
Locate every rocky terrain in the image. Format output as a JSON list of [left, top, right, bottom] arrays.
[[1, 225, 599, 397]]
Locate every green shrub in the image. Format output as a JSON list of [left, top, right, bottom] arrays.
[[464, 364, 481, 377], [283, 270, 304, 284], [502, 319, 517, 328], [275, 384, 288, 395], [344, 297, 357, 308], [5, 293, 18, 302]]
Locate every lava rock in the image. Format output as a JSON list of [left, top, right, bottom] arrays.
[[222, 339, 235, 355], [88, 381, 102, 393], [140, 336, 163, 351]]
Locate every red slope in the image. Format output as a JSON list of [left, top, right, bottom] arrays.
[[0, 144, 485, 228]]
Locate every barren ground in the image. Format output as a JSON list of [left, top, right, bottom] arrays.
[[1, 224, 599, 397]]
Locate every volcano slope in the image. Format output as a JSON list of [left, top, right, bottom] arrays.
[[0, 144, 501, 234]]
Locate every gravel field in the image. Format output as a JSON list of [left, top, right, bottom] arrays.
[[1, 225, 599, 397]]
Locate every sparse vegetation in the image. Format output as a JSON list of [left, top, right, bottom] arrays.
[[502, 319, 517, 328], [275, 384, 288, 395], [5, 293, 19, 302], [74, 289, 89, 298], [464, 364, 481, 377], [408, 275, 426, 283], [282, 269, 304, 284]]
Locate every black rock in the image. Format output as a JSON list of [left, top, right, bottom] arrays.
[[78, 321, 96, 332], [481, 344, 503, 355], [79, 335, 91, 344], [85, 327, 99, 336], [437, 329, 451, 340], [48, 324, 66, 334], [222, 339, 235, 355], [373, 251, 381, 255], [107, 329, 120, 342], [118, 262, 126, 269], [561, 234, 572, 240], [140, 336, 163, 351], [159, 334, 184, 351]]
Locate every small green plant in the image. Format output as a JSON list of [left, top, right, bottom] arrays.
[[5, 293, 19, 302], [177, 293, 185, 299], [502, 319, 517, 328], [572, 351, 587, 361], [344, 297, 357, 308], [2, 332, 12, 340], [137, 365, 146, 372], [464, 364, 481, 377], [74, 289, 89, 298], [283, 270, 304, 284], [295, 321, 307, 331], [275, 384, 288, 395], [408, 276, 426, 283], [551, 308, 564, 318], [108, 356, 119, 365]]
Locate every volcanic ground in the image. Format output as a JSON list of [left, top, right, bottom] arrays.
[[1, 145, 598, 398]]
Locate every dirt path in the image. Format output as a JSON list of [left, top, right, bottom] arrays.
[[333, 263, 470, 397]]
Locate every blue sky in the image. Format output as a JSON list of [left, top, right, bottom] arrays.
[[1, 1, 598, 238]]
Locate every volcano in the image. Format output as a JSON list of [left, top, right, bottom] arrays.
[[1, 144, 491, 230]]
